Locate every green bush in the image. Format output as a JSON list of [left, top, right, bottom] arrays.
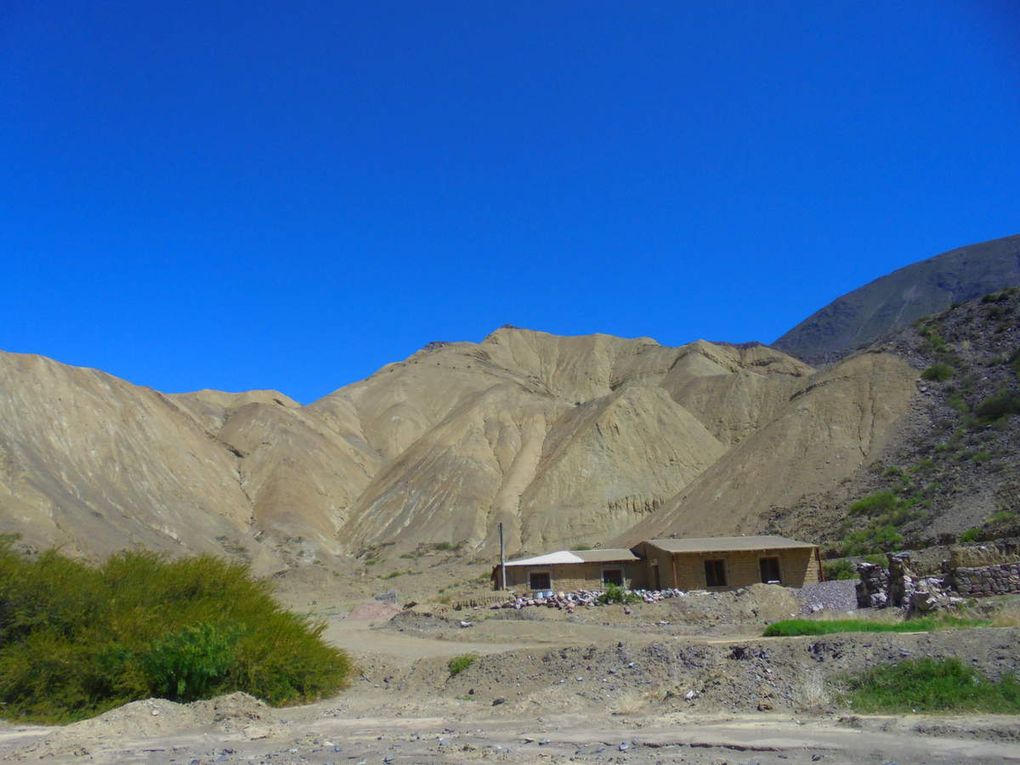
[[822, 559, 858, 581], [141, 623, 239, 702], [597, 583, 640, 605], [975, 390, 1020, 420], [0, 542, 351, 722], [921, 363, 953, 381], [849, 491, 900, 517], [448, 654, 477, 677], [840, 525, 904, 556], [843, 658, 1020, 713], [959, 527, 982, 544]]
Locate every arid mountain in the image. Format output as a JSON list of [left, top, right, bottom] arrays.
[[12, 294, 1012, 573], [0, 331, 815, 567], [615, 352, 919, 545], [772, 287, 1020, 552], [774, 234, 1020, 365]]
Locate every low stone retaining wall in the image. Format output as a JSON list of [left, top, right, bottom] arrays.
[[952, 562, 1020, 597], [856, 547, 1020, 612]]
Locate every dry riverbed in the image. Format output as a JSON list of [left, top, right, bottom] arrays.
[[2, 590, 1019, 764]]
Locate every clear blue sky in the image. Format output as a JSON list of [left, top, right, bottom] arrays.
[[3, 2, 1019, 402]]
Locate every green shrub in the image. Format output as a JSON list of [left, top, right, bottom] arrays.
[[840, 525, 903, 557], [843, 658, 1020, 713], [822, 559, 858, 581], [0, 543, 351, 722], [141, 623, 239, 702], [975, 390, 1020, 420], [921, 363, 953, 381], [597, 583, 640, 605], [1008, 347, 1020, 376], [959, 527, 982, 544], [448, 654, 477, 677], [763, 616, 988, 638], [849, 491, 899, 517]]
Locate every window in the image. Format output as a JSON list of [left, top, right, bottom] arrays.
[[602, 568, 624, 587], [529, 571, 551, 591], [759, 557, 781, 584], [704, 559, 727, 587]]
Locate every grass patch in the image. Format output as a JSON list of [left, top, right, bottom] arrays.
[[822, 559, 858, 581], [762, 616, 989, 637], [921, 363, 953, 381], [448, 654, 477, 677], [0, 542, 351, 723], [959, 527, 982, 543], [975, 390, 1020, 420], [842, 658, 1020, 713]]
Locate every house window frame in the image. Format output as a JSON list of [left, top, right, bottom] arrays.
[[601, 567, 624, 587], [704, 558, 728, 587], [528, 570, 552, 591], [759, 556, 782, 584]]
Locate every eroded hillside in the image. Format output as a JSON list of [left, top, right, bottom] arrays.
[[772, 288, 1020, 553], [0, 330, 816, 568]]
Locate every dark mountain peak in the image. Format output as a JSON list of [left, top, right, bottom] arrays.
[[774, 234, 1020, 365]]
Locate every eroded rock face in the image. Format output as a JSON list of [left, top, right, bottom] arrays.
[[0, 326, 919, 568]]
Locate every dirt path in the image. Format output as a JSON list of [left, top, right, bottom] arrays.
[[3, 611, 1019, 764]]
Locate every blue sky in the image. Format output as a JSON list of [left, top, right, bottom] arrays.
[[2, 2, 1019, 402]]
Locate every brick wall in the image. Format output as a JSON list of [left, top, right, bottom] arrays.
[[671, 548, 819, 590], [503, 562, 638, 592]]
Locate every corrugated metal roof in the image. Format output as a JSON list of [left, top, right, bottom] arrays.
[[645, 535, 816, 553], [504, 548, 639, 567]]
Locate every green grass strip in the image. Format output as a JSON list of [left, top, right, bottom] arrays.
[[845, 658, 1020, 713], [763, 616, 989, 637]]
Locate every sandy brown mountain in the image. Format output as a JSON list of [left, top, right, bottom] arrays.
[[1, 330, 829, 567]]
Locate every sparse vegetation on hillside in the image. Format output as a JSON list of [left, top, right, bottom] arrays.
[[842, 658, 1020, 713], [783, 288, 1020, 551], [447, 654, 477, 677], [0, 542, 351, 723]]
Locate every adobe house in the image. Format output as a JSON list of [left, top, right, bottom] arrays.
[[632, 535, 822, 590], [496, 548, 642, 592]]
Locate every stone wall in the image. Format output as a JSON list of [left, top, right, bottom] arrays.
[[951, 562, 1020, 597], [949, 539, 1020, 569], [857, 550, 1020, 612]]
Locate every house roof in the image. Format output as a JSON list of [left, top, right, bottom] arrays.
[[644, 535, 816, 554], [504, 548, 640, 567]]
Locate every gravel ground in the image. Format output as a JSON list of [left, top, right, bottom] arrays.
[[797, 580, 858, 614]]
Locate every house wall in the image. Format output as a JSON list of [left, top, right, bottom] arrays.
[[502, 562, 638, 592], [664, 547, 820, 590]]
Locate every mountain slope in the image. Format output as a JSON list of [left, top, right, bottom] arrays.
[[774, 234, 1020, 365], [616, 352, 919, 544], [0, 352, 274, 569], [0, 331, 813, 565]]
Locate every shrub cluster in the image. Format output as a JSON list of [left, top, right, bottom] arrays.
[[597, 583, 641, 605], [921, 363, 953, 382], [975, 390, 1020, 420], [0, 542, 351, 723]]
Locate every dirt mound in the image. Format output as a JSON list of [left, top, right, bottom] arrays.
[[188, 692, 268, 732], [347, 601, 402, 620], [66, 698, 197, 738]]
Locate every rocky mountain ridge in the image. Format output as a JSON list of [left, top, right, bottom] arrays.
[[774, 233, 1020, 365]]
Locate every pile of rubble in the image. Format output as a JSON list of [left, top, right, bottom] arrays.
[[856, 552, 965, 615], [492, 588, 687, 612]]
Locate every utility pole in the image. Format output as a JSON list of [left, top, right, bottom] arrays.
[[498, 521, 506, 590]]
